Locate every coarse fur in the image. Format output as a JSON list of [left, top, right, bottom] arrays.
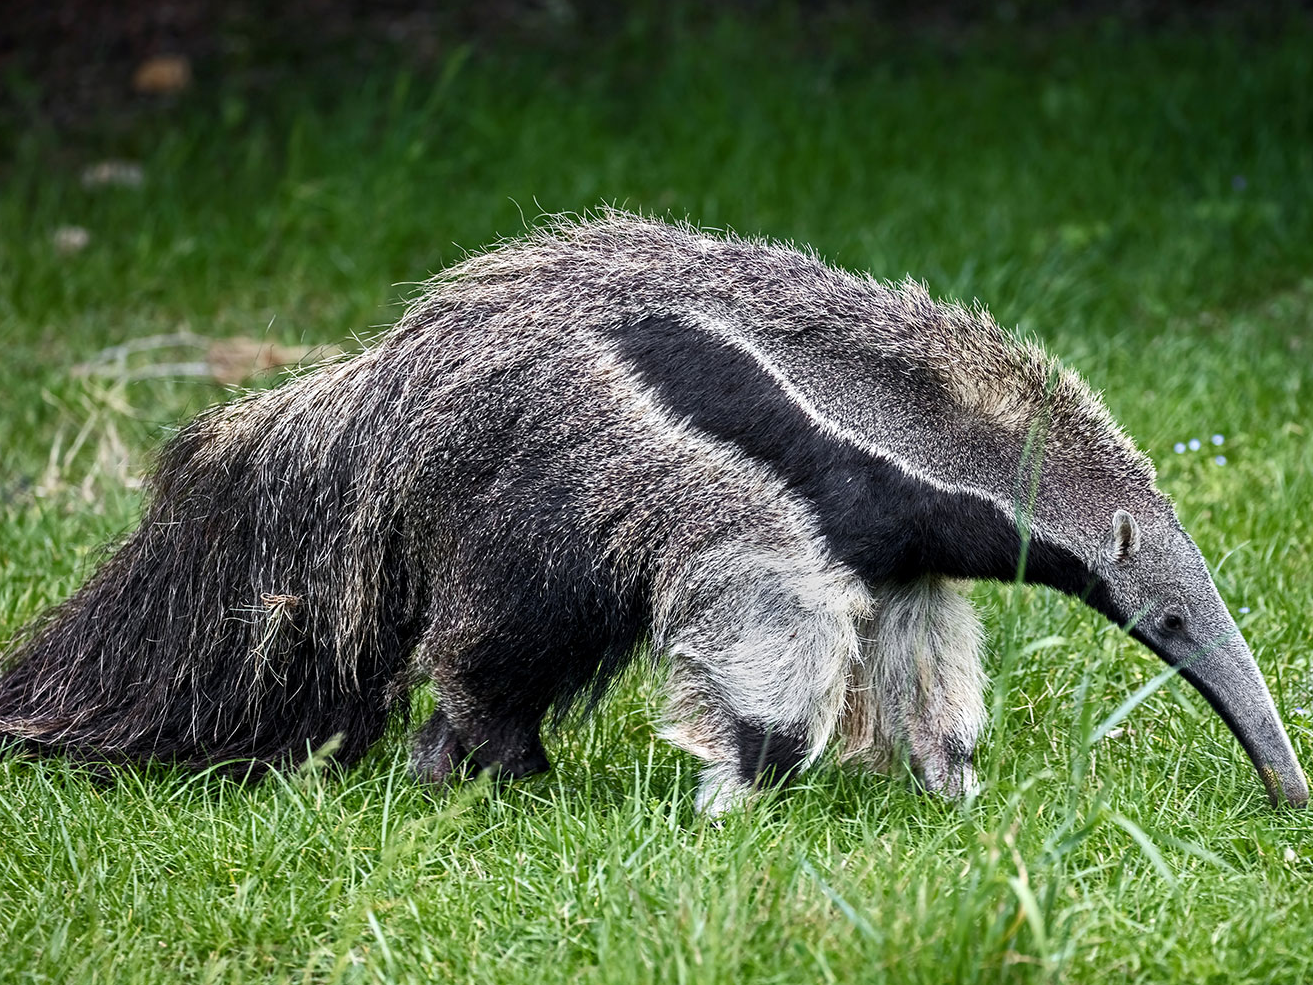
[[1, 210, 1305, 810]]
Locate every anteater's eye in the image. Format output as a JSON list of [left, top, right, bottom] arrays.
[[1161, 612, 1186, 635]]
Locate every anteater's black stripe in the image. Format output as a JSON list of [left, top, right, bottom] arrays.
[[612, 315, 1112, 610]]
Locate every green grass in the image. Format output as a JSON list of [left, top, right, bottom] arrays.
[[3, 9, 1313, 983]]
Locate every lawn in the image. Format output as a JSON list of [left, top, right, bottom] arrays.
[[2, 7, 1312, 983]]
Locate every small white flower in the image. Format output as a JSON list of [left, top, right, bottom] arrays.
[[1238, 606, 1250, 614], [1188, 438, 1201, 451], [1211, 434, 1225, 445], [1173, 442, 1186, 454], [1214, 455, 1227, 465], [1286, 847, 1298, 863], [52, 226, 91, 254], [80, 160, 144, 188]]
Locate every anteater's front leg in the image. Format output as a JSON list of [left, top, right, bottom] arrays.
[[840, 578, 986, 798], [656, 547, 870, 814]]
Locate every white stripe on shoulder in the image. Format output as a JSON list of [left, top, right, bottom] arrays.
[[673, 310, 1064, 548]]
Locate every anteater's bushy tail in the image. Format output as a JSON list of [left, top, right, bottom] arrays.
[[0, 360, 429, 774]]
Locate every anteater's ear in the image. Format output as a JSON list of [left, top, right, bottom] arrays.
[[1106, 509, 1141, 562]]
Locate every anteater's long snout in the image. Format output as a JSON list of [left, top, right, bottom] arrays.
[[1177, 638, 1309, 808]]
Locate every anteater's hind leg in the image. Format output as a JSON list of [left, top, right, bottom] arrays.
[[409, 705, 475, 784], [409, 634, 555, 784], [656, 548, 870, 814], [839, 578, 986, 798]]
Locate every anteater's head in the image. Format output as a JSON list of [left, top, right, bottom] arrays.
[[1090, 502, 1308, 808]]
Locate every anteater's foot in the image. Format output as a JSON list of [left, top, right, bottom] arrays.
[[409, 708, 476, 785], [410, 706, 551, 785]]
